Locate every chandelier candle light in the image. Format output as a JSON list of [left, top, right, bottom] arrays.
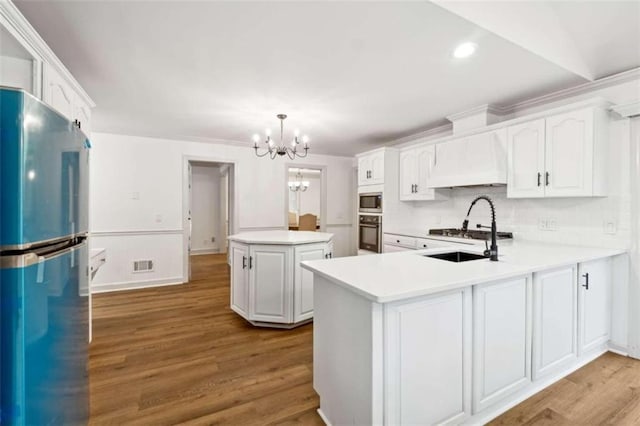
[[253, 114, 310, 159], [288, 169, 310, 192]]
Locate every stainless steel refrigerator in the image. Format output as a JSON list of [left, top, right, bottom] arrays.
[[1, 87, 90, 425]]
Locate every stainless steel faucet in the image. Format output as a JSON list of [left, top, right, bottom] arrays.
[[461, 195, 499, 261]]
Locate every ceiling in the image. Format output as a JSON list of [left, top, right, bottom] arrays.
[[14, 1, 640, 156]]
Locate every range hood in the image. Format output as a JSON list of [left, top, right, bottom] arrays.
[[428, 128, 508, 188]]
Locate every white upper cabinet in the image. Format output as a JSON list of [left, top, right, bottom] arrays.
[[399, 145, 447, 201], [507, 107, 608, 198], [507, 119, 546, 198], [1, 2, 94, 132], [358, 150, 385, 186], [43, 64, 92, 134], [545, 108, 594, 197], [44, 65, 75, 120]]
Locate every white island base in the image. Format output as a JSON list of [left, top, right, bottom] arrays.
[[304, 243, 627, 425], [228, 230, 333, 329]]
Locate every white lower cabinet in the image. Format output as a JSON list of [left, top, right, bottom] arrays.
[[385, 288, 472, 425], [229, 240, 332, 327], [230, 243, 250, 316], [578, 258, 612, 355], [473, 276, 532, 413], [294, 243, 330, 323], [532, 266, 578, 380], [249, 245, 293, 324]]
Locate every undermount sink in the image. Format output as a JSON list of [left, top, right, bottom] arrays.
[[423, 251, 488, 263]]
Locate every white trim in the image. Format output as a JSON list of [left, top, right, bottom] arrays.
[[0, 1, 95, 106], [463, 347, 608, 425], [446, 103, 510, 122], [325, 223, 353, 228], [91, 229, 183, 236], [316, 408, 332, 426], [238, 226, 285, 232], [190, 248, 220, 255], [91, 277, 184, 294], [611, 101, 640, 118], [391, 97, 612, 152], [506, 67, 640, 115], [387, 68, 640, 149], [284, 163, 328, 232], [182, 155, 239, 284]]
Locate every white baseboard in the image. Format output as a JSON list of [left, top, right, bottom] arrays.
[[190, 248, 220, 255], [91, 276, 184, 293], [316, 408, 332, 426], [608, 343, 629, 357]]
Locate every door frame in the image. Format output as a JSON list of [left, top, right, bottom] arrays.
[[182, 155, 238, 283], [284, 163, 327, 232], [629, 116, 640, 359]]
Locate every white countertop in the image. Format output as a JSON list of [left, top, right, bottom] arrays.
[[301, 242, 625, 303], [228, 230, 333, 245]]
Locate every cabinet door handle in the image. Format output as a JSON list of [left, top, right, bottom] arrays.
[[582, 273, 589, 290], [414, 184, 418, 193], [412, 184, 416, 193], [537, 172, 541, 187], [545, 172, 550, 186], [242, 255, 247, 269], [249, 256, 253, 269]]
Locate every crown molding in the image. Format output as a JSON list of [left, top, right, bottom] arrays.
[[0, 1, 95, 106], [610, 101, 640, 118], [505, 67, 640, 114], [384, 67, 640, 147], [445, 103, 510, 123]]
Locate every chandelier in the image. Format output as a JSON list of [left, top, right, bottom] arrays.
[[288, 169, 310, 192], [252, 114, 309, 159]]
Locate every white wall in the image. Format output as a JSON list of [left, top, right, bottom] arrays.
[[191, 164, 221, 254], [89, 133, 355, 292]]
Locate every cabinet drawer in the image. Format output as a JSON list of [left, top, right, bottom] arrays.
[[415, 238, 433, 250], [384, 234, 416, 249]]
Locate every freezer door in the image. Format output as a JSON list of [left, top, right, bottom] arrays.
[[0, 88, 90, 250], [0, 241, 89, 425]]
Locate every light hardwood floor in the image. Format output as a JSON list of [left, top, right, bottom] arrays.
[[90, 254, 640, 425]]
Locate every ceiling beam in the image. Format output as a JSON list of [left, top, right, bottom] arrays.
[[432, 1, 595, 81]]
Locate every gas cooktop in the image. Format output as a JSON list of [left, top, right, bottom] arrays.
[[429, 228, 513, 241]]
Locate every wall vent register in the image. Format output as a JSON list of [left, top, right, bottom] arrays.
[[133, 259, 154, 273]]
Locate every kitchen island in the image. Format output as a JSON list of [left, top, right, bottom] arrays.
[[228, 230, 333, 328], [301, 242, 627, 425]]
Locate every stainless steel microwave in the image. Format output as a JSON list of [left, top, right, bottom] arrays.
[[359, 192, 382, 213]]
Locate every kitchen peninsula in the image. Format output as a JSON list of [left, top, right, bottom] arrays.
[[228, 230, 333, 328], [302, 242, 627, 425]]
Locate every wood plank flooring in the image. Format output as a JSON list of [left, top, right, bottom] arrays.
[[90, 254, 640, 425], [89, 254, 323, 425]]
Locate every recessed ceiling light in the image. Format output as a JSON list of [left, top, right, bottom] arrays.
[[453, 42, 477, 59]]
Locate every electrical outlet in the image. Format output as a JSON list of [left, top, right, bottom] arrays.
[[538, 218, 548, 230], [131, 191, 140, 200], [603, 220, 617, 235]]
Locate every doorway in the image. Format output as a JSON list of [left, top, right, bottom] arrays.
[[286, 165, 326, 232], [183, 158, 236, 282]]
